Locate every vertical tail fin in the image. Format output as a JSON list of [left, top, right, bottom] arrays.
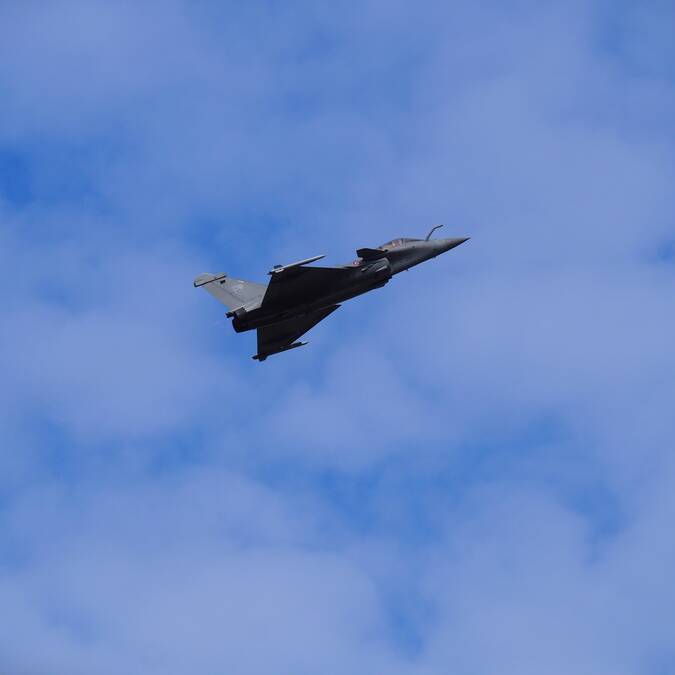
[[194, 273, 266, 311]]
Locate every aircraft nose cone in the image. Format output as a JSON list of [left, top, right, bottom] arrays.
[[436, 237, 470, 253]]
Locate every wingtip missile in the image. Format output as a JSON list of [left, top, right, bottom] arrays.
[[253, 341, 308, 361], [268, 255, 325, 275]]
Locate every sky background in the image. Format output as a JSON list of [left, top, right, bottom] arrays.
[[1, 1, 674, 673]]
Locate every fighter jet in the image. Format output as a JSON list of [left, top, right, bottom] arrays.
[[194, 225, 469, 361]]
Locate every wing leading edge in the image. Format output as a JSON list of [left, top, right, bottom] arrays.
[[254, 305, 340, 361]]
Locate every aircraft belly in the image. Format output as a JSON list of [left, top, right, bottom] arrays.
[[243, 274, 388, 330]]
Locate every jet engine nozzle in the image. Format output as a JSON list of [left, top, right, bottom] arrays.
[[230, 307, 249, 333]]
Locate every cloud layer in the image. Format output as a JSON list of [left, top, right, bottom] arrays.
[[1, 1, 674, 673]]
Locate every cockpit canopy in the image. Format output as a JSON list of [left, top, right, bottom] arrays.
[[379, 237, 419, 249]]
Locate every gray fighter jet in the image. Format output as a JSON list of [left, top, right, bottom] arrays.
[[195, 225, 468, 361]]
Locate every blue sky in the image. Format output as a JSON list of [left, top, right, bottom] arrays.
[[1, 1, 674, 673]]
